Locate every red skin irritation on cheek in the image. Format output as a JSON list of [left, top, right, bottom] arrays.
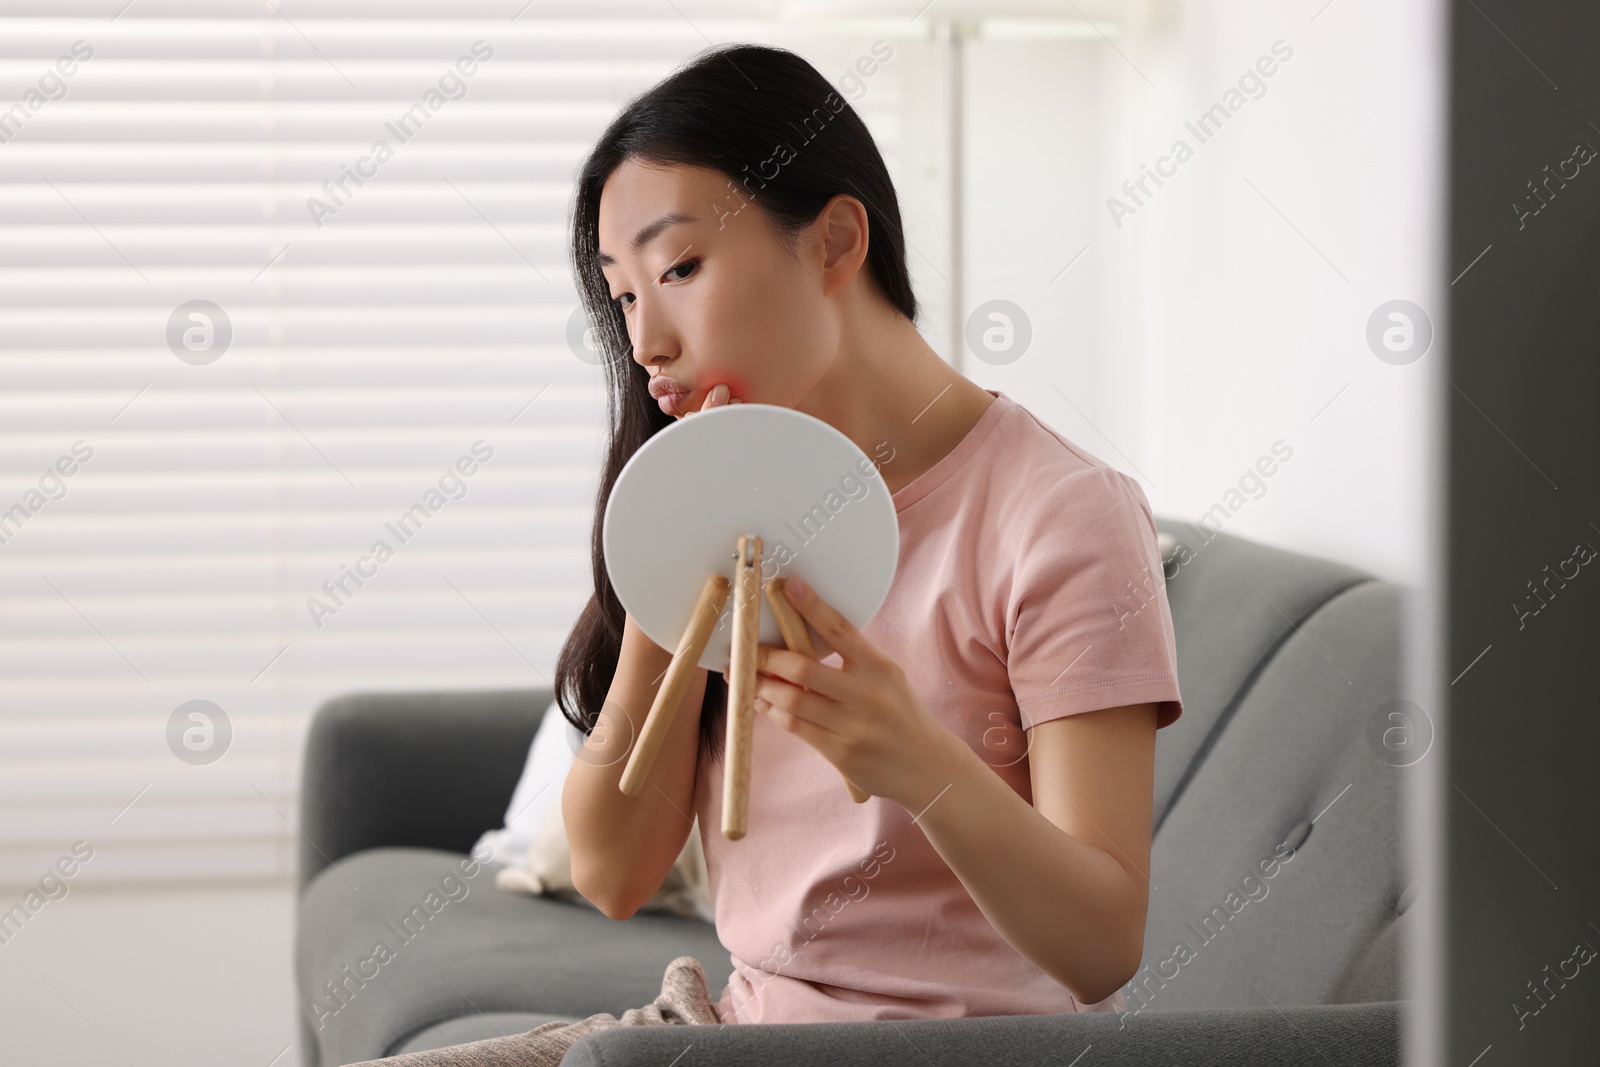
[[711, 371, 752, 403]]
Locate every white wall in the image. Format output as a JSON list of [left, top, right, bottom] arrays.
[[961, 0, 1445, 588]]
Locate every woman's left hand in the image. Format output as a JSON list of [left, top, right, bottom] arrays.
[[739, 575, 960, 812]]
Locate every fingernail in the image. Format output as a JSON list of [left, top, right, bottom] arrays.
[[787, 576, 809, 597], [714, 384, 729, 403]]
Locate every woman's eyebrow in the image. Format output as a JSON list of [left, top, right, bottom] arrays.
[[596, 212, 698, 266]]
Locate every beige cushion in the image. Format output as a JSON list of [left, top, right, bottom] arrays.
[[494, 790, 713, 923]]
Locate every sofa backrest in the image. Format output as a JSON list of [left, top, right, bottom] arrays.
[[1128, 518, 1414, 1013]]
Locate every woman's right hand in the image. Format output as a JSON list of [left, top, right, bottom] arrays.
[[687, 383, 740, 416]]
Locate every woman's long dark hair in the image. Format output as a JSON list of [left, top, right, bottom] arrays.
[[553, 42, 918, 768]]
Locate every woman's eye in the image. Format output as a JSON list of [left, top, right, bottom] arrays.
[[611, 259, 694, 310]]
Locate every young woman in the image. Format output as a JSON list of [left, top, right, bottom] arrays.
[[352, 41, 1183, 1067]]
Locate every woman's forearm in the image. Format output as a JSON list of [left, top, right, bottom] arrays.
[[907, 730, 1145, 1005], [563, 613, 708, 918]]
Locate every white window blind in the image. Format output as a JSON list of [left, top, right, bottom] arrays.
[[0, 0, 911, 887]]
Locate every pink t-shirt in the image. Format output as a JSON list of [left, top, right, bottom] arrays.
[[692, 389, 1184, 1025]]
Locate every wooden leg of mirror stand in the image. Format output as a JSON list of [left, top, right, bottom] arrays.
[[618, 574, 730, 797], [722, 534, 762, 840], [766, 577, 871, 805]]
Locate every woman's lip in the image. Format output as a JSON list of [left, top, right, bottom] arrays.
[[648, 375, 691, 400], [658, 390, 691, 416]]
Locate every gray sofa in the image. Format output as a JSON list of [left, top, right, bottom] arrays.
[[294, 516, 1413, 1066]]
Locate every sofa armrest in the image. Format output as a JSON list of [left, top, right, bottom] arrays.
[[561, 1000, 1407, 1067], [295, 686, 552, 895]]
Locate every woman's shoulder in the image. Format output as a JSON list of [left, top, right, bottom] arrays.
[[981, 395, 1150, 520]]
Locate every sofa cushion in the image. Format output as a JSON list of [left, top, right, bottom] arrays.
[[298, 689, 548, 896], [1151, 518, 1372, 828], [296, 847, 730, 1065], [1330, 908, 1412, 1005], [1134, 580, 1411, 1013]]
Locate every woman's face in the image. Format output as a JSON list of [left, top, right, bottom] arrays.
[[596, 158, 839, 418]]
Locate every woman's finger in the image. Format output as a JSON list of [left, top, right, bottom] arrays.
[[694, 383, 730, 415], [779, 577, 880, 670], [755, 643, 851, 703]]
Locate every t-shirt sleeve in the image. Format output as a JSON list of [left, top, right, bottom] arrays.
[[1004, 465, 1184, 730]]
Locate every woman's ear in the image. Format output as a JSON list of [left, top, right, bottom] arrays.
[[817, 193, 870, 297]]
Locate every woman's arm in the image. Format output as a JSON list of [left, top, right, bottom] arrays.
[[747, 576, 1158, 1005], [564, 611, 708, 920], [567, 378, 740, 918], [910, 702, 1158, 1006]]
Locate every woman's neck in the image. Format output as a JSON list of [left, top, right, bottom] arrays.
[[793, 297, 996, 498]]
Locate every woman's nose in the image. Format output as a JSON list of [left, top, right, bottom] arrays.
[[629, 296, 678, 369]]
